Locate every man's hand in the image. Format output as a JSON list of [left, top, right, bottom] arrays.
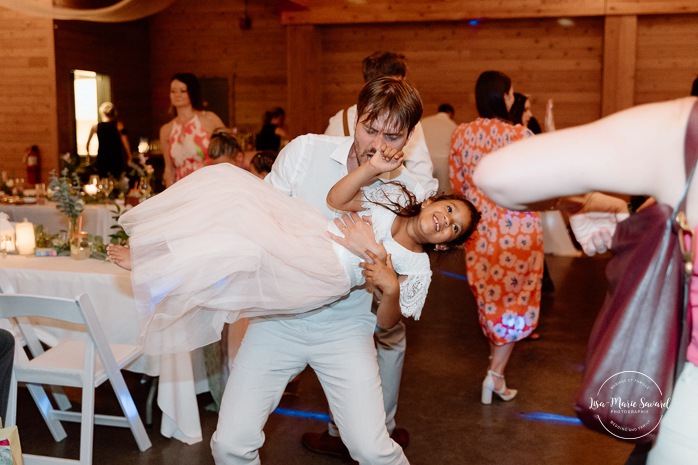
[[329, 212, 387, 262]]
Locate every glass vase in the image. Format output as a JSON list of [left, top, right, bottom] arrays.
[[68, 215, 91, 260]]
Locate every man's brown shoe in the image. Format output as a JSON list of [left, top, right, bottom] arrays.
[[301, 430, 349, 457], [301, 427, 410, 458]]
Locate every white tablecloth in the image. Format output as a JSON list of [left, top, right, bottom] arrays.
[[0, 202, 121, 239], [0, 255, 206, 444]]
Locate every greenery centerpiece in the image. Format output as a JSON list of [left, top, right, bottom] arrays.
[[48, 168, 85, 234]]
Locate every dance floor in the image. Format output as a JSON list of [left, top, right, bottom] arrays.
[[14, 251, 636, 465]]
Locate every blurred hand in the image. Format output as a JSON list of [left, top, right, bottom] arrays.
[[569, 212, 629, 256], [544, 98, 556, 132]]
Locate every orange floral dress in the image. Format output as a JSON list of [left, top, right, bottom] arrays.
[[449, 117, 543, 345]]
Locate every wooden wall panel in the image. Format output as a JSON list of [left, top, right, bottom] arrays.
[[283, 0, 607, 24], [317, 17, 604, 134], [602, 15, 637, 116], [635, 14, 698, 104], [148, 0, 288, 142], [283, 0, 698, 25], [0, 8, 57, 184]]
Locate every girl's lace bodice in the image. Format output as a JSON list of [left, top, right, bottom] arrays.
[[331, 183, 432, 320]]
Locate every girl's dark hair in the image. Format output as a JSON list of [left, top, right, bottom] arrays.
[[170, 73, 203, 112], [250, 150, 277, 175], [475, 70, 512, 122], [364, 182, 481, 252]]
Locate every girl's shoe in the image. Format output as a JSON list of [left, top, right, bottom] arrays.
[[481, 370, 518, 404]]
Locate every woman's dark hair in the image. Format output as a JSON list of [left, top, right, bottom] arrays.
[[170, 73, 203, 112], [509, 92, 529, 126], [691, 76, 698, 97], [262, 107, 285, 125], [364, 182, 480, 252], [475, 70, 512, 121]]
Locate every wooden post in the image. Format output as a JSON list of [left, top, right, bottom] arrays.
[[602, 15, 637, 116], [286, 25, 322, 139]]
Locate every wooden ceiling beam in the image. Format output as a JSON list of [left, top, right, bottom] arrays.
[[280, 0, 698, 25]]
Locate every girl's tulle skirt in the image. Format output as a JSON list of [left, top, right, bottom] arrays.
[[119, 164, 350, 355]]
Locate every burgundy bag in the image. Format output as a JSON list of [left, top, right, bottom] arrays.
[[574, 101, 698, 444]]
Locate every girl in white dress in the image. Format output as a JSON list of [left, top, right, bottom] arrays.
[[110, 149, 479, 355]]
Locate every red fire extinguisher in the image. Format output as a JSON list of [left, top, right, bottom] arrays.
[[25, 145, 41, 185]]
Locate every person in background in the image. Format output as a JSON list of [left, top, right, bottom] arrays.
[[474, 96, 698, 465], [421, 103, 458, 194], [160, 73, 225, 410], [86, 102, 133, 179], [450, 70, 543, 404], [509, 92, 557, 299], [510, 93, 556, 135], [160, 73, 225, 188], [248, 150, 277, 179], [208, 128, 246, 168], [0, 329, 14, 421], [255, 107, 287, 152], [308, 50, 438, 457]]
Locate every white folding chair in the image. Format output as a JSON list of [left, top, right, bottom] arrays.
[[0, 293, 152, 465], [0, 271, 74, 419]]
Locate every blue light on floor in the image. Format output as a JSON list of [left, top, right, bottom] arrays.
[[439, 270, 468, 281], [273, 407, 331, 422], [520, 412, 583, 425]]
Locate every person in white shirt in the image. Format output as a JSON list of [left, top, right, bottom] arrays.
[[210, 76, 430, 465], [421, 104, 458, 194], [304, 51, 437, 457]]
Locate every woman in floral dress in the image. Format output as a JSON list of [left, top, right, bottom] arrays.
[[160, 73, 225, 187], [449, 70, 543, 404]]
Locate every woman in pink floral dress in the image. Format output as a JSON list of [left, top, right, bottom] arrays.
[[160, 73, 225, 187], [449, 71, 543, 404]]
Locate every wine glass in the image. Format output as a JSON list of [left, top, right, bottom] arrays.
[[100, 178, 114, 199]]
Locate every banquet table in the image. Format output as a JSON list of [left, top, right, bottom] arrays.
[[0, 201, 121, 239], [0, 254, 207, 444]]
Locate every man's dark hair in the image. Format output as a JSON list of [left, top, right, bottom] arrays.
[[362, 51, 407, 83], [356, 76, 423, 134]]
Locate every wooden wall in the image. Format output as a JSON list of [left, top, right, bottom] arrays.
[[636, 14, 698, 104], [0, 8, 57, 184], [315, 17, 604, 133]]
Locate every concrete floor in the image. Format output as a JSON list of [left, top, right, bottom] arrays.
[[13, 252, 637, 464]]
